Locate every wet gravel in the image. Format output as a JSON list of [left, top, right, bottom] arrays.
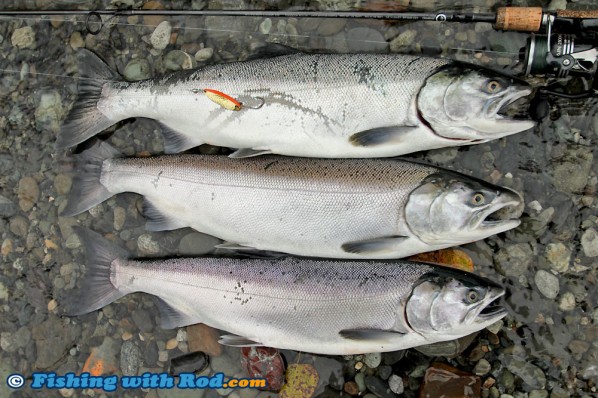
[[0, 0, 597, 397]]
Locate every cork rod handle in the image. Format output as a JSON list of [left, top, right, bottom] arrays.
[[495, 7, 543, 32]]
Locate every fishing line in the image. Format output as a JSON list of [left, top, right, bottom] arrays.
[[0, 13, 520, 53], [0, 13, 523, 89]]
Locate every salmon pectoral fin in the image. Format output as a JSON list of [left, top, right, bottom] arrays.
[[160, 123, 200, 154], [339, 329, 406, 343], [215, 242, 286, 259], [341, 235, 409, 255], [349, 125, 419, 147], [218, 335, 262, 347], [229, 148, 272, 158], [153, 298, 199, 329], [143, 199, 188, 231]]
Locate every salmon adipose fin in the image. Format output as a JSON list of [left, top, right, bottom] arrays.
[[56, 50, 120, 149], [61, 140, 121, 217], [64, 227, 128, 316]]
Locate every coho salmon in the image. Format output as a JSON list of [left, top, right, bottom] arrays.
[[62, 141, 523, 259], [57, 50, 535, 158], [67, 228, 508, 355]]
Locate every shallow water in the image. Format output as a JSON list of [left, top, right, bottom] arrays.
[[0, 0, 597, 397]]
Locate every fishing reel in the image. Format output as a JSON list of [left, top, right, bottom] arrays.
[[520, 16, 598, 98]]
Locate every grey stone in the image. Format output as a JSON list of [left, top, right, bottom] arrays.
[[558, 292, 576, 311], [382, 350, 405, 365], [545, 243, 571, 272], [364, 376, 394, 398], [35, 90, 63, 132], [581, 228, 598, 257], [151, 21, 172, 50], [132, 308, 154, 332], [164, 50, 196, 71], [32, 316, 81, 369], [0, 195, 17, 218], [124, 58, 152, 81], [548, 0, 567, 11], [54, 174, 72, 196], [529, 391, 548, 398], [495, 243, 534, 277], [259, 18, 272, 34], [312, 356, 344, 391], [377, 365, 392, 380], [388, 374, 404, 395], [113, 206, 126, 231], [18, 176, 40, 211], [346, 28, 387, 52], [504, 355, 546, 389], [568, 339, 590, 355], [137, 233, 161, 255], [390, 30, 417, 53], [534, 270, 560, 299], [11, 26, 35, 49], [354, 372, 366, 392], [178, 232, 220, 255], [486, 320, 503, 335], [0, 326, 31, 353], [474, 358, 492, 376], [195, 48, 214, 62], [550, 148, 593, 193], [550, 387, 569, 398], [364, 352, 381, 368], [211, 353, 242, 375], [120, 340, 143, 376], [317, 19, 346, 36], [9, 216, 29, 237], [415, 332, 478, 358], [65, 233, 81, 249]]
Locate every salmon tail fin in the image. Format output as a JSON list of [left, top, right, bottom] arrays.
[[64, 227, 129, 316], [56, 50, 120, 149], [60, 140, 121, 217]]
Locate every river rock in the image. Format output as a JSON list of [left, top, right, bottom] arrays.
[[495, 243, 534, 277], [124, 58, 152, 81], [187, 323, 222, 357], [420, 363, 481, 398], [11, 26, 35, 49], [151, 21, 172, 50], [545, 243, 571, 272], [581, 228, 598, 257], [534, 270, 559, 299]]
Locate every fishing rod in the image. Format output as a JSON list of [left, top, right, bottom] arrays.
[[1, 6, 598, 94]]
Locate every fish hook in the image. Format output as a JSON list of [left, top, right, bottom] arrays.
[[242, 97, 265, 109]]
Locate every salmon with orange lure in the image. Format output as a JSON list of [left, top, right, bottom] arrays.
[[57, 49, 535, 158], [203, 89, 242, 111]]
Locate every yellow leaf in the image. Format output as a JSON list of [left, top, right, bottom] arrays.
[[408, 248, 474, 272], [280, 364, 319, 398]]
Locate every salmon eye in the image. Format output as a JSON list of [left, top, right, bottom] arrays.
[[465, 289, 481, 304], [471, 193, 485, 206], [486, 80, 502, 93]]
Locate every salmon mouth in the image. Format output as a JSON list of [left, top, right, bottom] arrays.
[[469, 188, 524, 235], [470, 287, 508, 325]]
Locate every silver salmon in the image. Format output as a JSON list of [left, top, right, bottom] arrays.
[[67, 228, 508, 355], [57, 50, 535, 157], [62, 141, 523, 259]]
